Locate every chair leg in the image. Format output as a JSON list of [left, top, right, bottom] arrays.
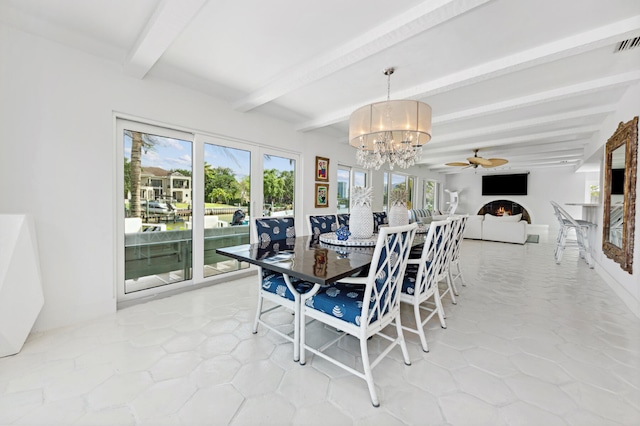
[[579, 227, 594, 268], [395, 316, 411, 365], [455, 262, 466, 287], [555, 227, 568, 264], [445, 275, 457, 304], [413, 301, 429, 352], [360, 338, 380, 407], [434, 287, 447, 329], [448, 268, 459, 296]]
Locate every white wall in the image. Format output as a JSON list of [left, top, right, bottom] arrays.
[[0, 24, 333, 331], [444, 168, 586, 227], [584, 84, 640, 315]]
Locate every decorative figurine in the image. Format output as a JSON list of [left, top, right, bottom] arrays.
[[336, 226, 351, 241]]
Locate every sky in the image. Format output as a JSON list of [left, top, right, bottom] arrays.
[[124, 132, 295, 180]]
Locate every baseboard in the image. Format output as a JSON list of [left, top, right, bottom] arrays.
[[595, 261, 640, 319]]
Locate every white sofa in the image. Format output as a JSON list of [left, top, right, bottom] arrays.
[[464, 213, 527, 244]]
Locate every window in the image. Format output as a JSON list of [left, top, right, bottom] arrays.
[[262, 153, 296, 217], [384, 172, 412, 210], [203, 142, 252, 278], [121, 122, 194, 295], [423, 179, 440, 211], [336, 166, 367, 213]]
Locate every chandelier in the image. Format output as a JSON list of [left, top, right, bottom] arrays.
[[348, 68, 432, 170]]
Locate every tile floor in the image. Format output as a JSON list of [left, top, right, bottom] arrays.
[[1, 237, 639, 425]]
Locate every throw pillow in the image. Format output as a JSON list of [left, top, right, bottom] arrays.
[[485, 213, 522, 222], [502, 213, 522, 222]]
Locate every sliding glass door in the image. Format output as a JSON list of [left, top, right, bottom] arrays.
[[202, 142, 252, 278], [117, 119, 302, 301], [118, 120, 194, 295]]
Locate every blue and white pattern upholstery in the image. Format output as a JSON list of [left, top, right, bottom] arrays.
[[300, 223, 417, 407], [303, 282, 366, 325], [255, 217, 295, 243], [251, 216, 314, 362], [400, 219, 452, 352], [372, 211, 388, 232], [337, 213, 350, 228], [408, 209, 431, 223], [307, 214, 338, 236]]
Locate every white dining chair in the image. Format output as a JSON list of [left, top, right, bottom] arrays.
[[400, 219, 451, 352], [448, 214, 469, 289], [251, 216, 313, 361], [438, 217, 458, 306], [299, 223, 417, 407], [550, 201, 595, 268]]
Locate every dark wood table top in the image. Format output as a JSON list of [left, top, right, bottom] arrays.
[[216, 233, 426, 285]]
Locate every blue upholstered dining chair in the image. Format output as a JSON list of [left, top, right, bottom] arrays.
[[372, 211, 388, 232], [306, 214, 338, 236], [299, 223, 418, 407], [400, 219, 451, 352], [337, 213, 350, 228], [251, 216, 313, 361]]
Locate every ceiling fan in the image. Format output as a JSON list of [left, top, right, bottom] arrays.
[[445, 149, 508, 169]]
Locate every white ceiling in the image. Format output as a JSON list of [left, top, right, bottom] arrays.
[[2, 0, 639, 173]]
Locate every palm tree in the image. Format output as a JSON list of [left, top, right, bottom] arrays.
[[125, 130, 157, 218]]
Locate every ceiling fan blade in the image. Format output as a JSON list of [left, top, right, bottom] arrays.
[[468, 157, 492, 166], [485, 158, 509, 167], [445, 162, 470, 167]]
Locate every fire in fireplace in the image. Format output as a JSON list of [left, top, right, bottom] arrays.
[[478, 200, 531, 223]]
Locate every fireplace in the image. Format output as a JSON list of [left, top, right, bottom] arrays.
[[478, 200, 531, 223]]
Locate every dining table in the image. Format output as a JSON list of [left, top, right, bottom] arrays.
[[216, 231, 427, 361], [216, 232, 427, 286]]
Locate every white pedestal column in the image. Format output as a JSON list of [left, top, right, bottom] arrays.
[[0, 215, 44, 357]]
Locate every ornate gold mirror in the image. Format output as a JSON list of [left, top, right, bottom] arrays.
[[602, 116, 637, 273]]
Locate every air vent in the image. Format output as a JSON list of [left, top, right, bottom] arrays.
[[615, 37, 640, 52]]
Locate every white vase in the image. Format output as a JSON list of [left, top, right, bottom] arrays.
[[389, 203, 408, 227], [350, 204, 373, 239]]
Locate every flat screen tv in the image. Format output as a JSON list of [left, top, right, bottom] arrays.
[[482, 173, 528, 196], [611, 168, 625, 195]]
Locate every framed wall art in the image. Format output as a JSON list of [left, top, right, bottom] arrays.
[[315, 183, 329, 208], [315, 156, 329, 182]]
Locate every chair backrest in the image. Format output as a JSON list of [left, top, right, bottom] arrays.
[[412, 219, 451, 297], [337, 213, 350, 228], [550, 201, 581, 228], [360, 223, 417, 329], [449, 215, 468, 263], [307, 214, 338, 235], [372, 211, 388, 232], [252, 216, 295, 244], [434, 219, 455, 279]]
